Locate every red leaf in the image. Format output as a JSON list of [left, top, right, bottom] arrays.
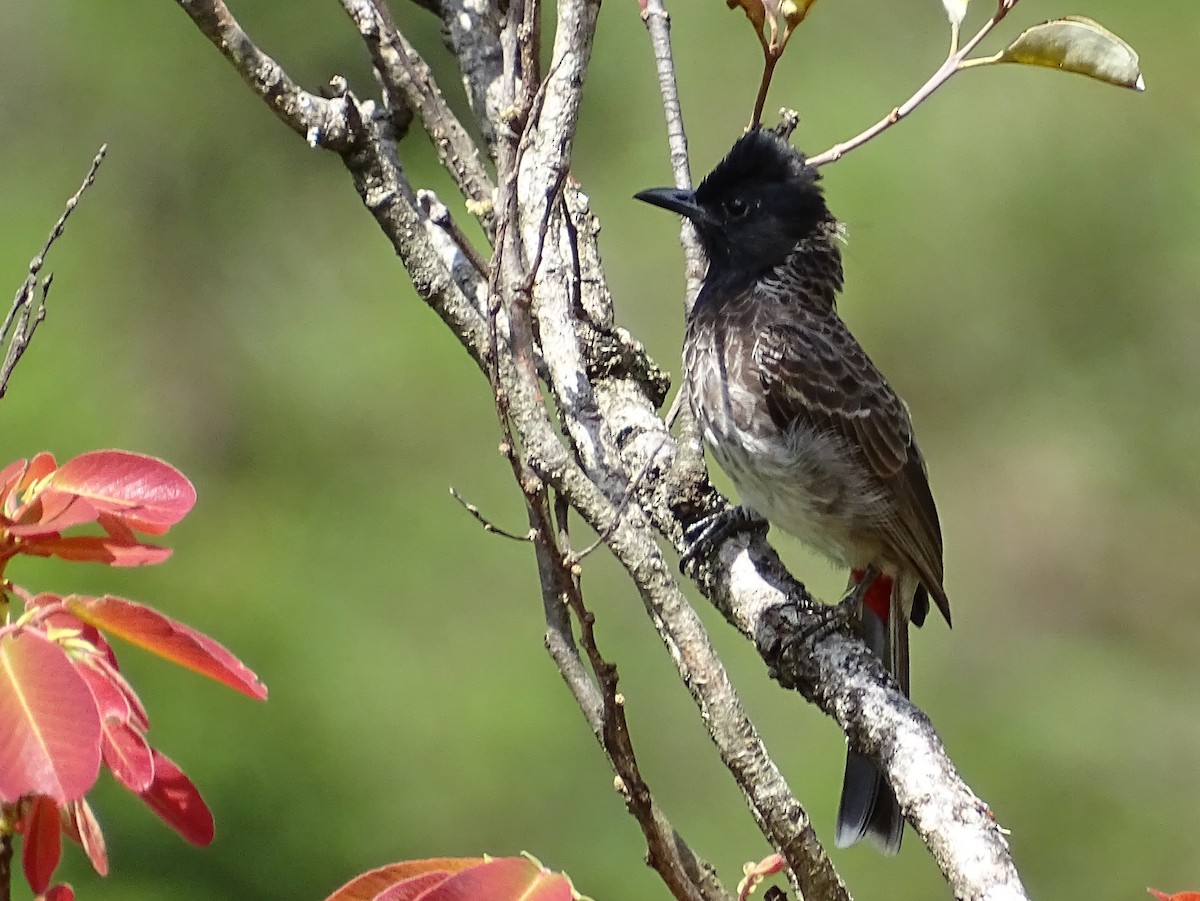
[[23, 535, 173, 566], [74, 650, 150, 735], [101, 719, 154, 793], [48, 451, 195, 535], [0, 457, 27, 502], [423, 858, 574, 901], [0, 631, 101, 802], [324, 860, 484, 901], [36, 885, 75, 901], [90, 657, 150, 731], [138, 748, 214, 845], [33, 607, 118, 671], [2, 454, 57, 520], [374, 873, 451, 901], [22, 795, 62, 893], [66, 799, 108, 877], [74, 659, 131, 722], [5, 491, 99, 536], [1149, 893, 1200, 901], [65, 596, 267, 700]]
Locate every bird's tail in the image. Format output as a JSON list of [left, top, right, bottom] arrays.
[[834, 571, 910, 855]]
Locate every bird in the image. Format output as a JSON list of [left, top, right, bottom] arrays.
[[634, 128, 950, 854]]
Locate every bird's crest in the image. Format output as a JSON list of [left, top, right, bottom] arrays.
[[695, 129, 821, 206]]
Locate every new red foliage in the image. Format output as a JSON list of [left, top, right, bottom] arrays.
[[0, 450, 264, 897], [324, 856, 580, 901]]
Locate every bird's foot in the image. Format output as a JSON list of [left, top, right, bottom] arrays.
[[679, 505, 768, 574], [804, 567, 878, 644]]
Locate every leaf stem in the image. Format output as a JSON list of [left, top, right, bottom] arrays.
[[807, 0, 1019, 166], [750, 49, 780, 128]]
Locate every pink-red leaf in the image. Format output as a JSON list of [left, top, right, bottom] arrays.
[[23, 532, 172, 566], [325, 860, 484, 901], [0, 457, 27, 501], [22, 795, 62, 893], [66, 799, 108, 877], [33, 603, 118, 674], [138, 749, 214, 845], [0, 631, 101, 803], [65, 596, 267, 700], [36, 885, 75, 901], [374, 872, 451, 901], [422, 857, 574, 901], [47, 451, 195, 535], [2, 454, 57, 520], [1149, 892, 1200, 901], [5, 490, 99, 536], [18, 535, 174, 566], [90, 657, 150, 731], [101, 719, 154, 793], [75, 659, 132, 723]]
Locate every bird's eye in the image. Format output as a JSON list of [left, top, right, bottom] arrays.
[[726, 197, 750, 218]]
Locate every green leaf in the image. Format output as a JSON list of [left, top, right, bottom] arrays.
[[979, 16, 1145, 91]]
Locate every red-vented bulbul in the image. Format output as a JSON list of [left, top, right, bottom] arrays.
[[635, 129, 951, 854]]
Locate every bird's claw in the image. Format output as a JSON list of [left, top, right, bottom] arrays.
[[679, 506, 768, 574], [804, 573, 874, 644]]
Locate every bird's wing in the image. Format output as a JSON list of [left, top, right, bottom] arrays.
[[754, 317, 949, 623]]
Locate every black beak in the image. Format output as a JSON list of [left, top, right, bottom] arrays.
[[634, 187, 707, 223]]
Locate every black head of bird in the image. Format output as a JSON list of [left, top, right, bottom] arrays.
[[635, 129, 831, 283]]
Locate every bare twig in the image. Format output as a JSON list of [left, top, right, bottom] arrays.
[[416, 190, 491, 277], [1, 145, 107, 398], [340, 0, 497, 234], [448, 487, 534, 541], [175, 0, 353, 149], [807, 0, 1019, 166], [639, 0, 704, 306], [542, 483, 722, 900]]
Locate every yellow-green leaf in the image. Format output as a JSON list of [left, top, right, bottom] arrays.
[[987, 16, 1145, 91]]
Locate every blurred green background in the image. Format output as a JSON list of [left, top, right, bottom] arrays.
[[2, 1, 1196, 898]]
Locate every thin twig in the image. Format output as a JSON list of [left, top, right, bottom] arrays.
[[0, 145, 107, 398], [566, 567, 716, 901], [565, 432, 673, 565], [448, 487, 535, 541], [175, 0, 353, 149], [340, 0, 497, 234], [807, 0, 1019, 166], [416, 190, 491, 277], [639, 0, 704, 307]]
